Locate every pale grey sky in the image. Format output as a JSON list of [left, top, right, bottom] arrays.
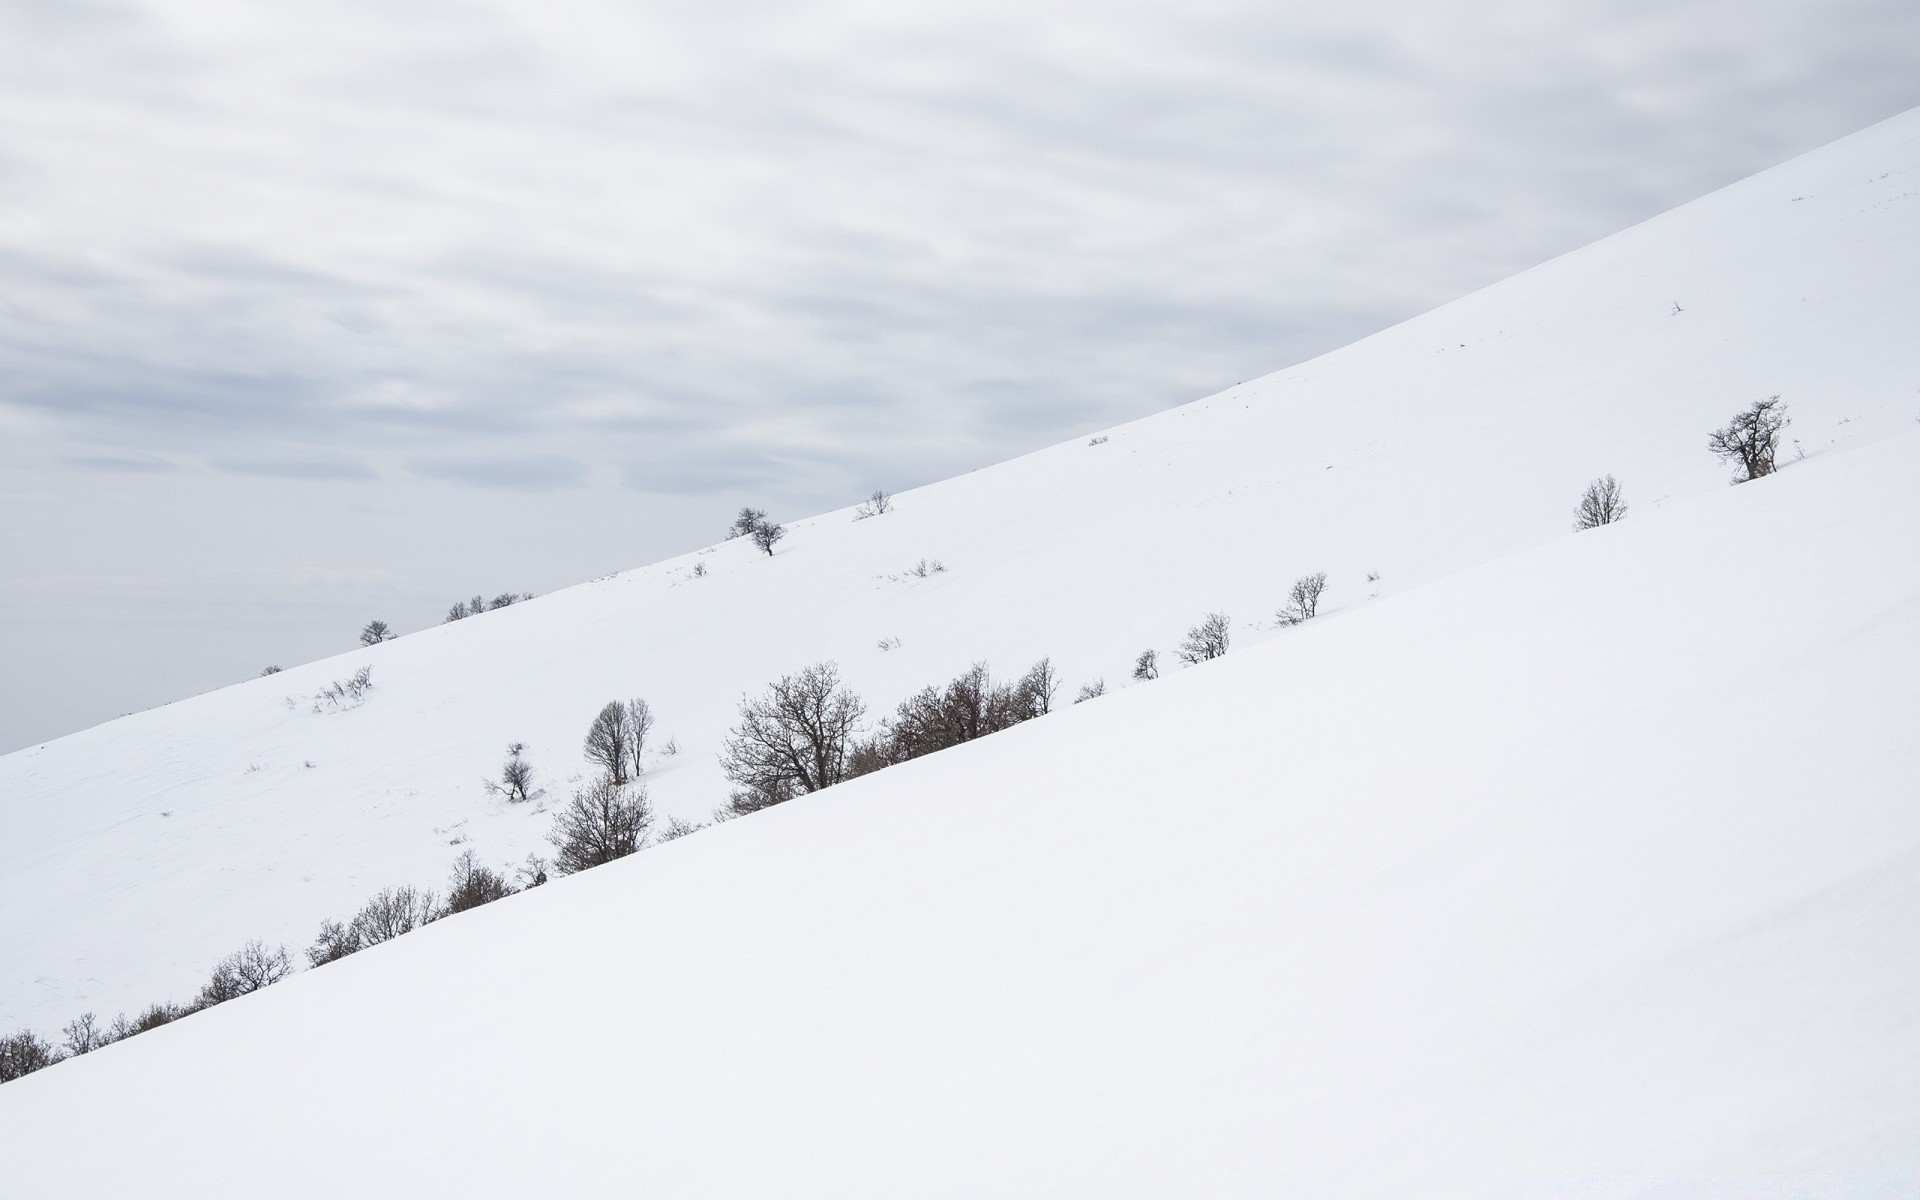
[[3, 0, 1917, 751]]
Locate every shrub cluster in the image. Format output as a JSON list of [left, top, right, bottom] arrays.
[[445, 593, 532, 623]]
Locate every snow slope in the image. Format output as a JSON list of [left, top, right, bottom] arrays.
[[4, 107, 1920, 1036], [3, 423, 1917, 1196]]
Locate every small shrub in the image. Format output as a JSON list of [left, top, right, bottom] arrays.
[[721, 662, 866, 810], [260, 665, 283, 676], [306, 919, 362, 967], [0, 1030, 60, 1082], [692, 561, 708, 578], [906, 559, 946, 578], [359, 619, 393, 646], [1277, 573, 1328, 626], [443, 850, 516, 914], [854, 489, 893, 519], [727, 506, 768, 539], [751, 520, 787, 556], [121, 1002, 189, 1036], [656, 814, 705, 842], [62, 1013, 107, 1057], [1132, 649, 1159, 681], [312, 665, 374, 712], [196, 940, 295, 1008], [1177, 612, 1231, 665], [1088, 435, 1109, 446], [1708, 396, 1790, 482], [1074, 679, 1107, 703], [1573, 475, 1628, 530], [550, 776, 653, 875], [851, 658, 1059, 775], [351, 886, 438, 946], [516, 854, 550, 889], [484, 742, 543, 804]]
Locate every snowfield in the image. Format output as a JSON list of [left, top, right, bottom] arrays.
[[1, 102, 1919, 1192], [2, 419, 1916, 1196]]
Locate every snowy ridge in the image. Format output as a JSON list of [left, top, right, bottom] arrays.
[[2, 107, 1919, 1042]]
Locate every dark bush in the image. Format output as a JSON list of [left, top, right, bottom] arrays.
[[196, 940, 295, 1008], [727, 507, 768, 539], [550, 777, 653, 875], [720, 662, 865, 812], [62, 1012, 107, 1057], [1132, 649, 1159, 681], [1177, 612, 1231, 665], [0, 1030, 60, 1082], [1074, 679, 1107, 703], [350, 886, 438, 946], [443, 850, 516, 914], [359, 620, 393, 646], [751, 520, 787, 556], [849, 658, 1057, 775], [306, 919, 362, 967]]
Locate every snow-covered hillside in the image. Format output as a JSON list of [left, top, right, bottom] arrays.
[[3, 106, 1920, 1042], [4, 418, 1917, 1196]]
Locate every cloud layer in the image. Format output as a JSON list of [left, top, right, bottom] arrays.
[[3, 0, 1918, 748]]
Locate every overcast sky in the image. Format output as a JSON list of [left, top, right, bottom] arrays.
[[2, 0, 1916, 751]]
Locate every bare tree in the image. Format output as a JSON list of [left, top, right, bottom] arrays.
[[516, 854, 550, 889], [583, 702, 636, 785], [550, 776, 653, 874], [728, 506, 768, 539], [1708, 396, 1790, 482], [1574, 475, 1629, 529], [488, 592, 530, 610], [1277, 573, 1329, 626], [1017, 657, 1060, 716], [752, 520, 787, 556], [359, 619, 393, 646], [484, 742, 543, 804], [721, 662, 865, 812], [0, 1030, 59, 1082], [1132, 649, 1159, 681], [443, 850, 516, 914], [855, 489, 893, 519], [445, 600, 472, 623], [623, 699, 655, 779], [306, 919, 361, 967], [1177, 612, 1231, 664], [196, 940, 295, 1008], [351, 886, 438, 946], [1074, 678, 1107, 703], [62, 1012, 107, 1057]]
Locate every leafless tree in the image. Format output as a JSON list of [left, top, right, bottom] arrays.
[[752, 520, 787, 556], [1708, 396, 1790, 482], [550, 776, 652, 875], [728, 506, 768, 539], [1074, 678, 1107, 703], [306, 919, 361, 967], [62, 1012, 106, 1057], [1177, 612, 1231, 664], [516, 854, 550, 889], [195, 940, 295, 1008], [720, 661, 865, 812], [584, 701, 637, 785], [351, 886, 438, 946], [359, 619, 393, 646], [855, 489, 893, 519], [1278, 573, 1329, 625], [484, 742, 543, 804], [1018, 658, 1060, 716], [0, 1030, 59, 1082], [443, 849, 516, 914], [1132, 649, 1159, 681], [1574, 475, 1629, 529], [488, 592, 530, 610], [623, 699, 655, 779]]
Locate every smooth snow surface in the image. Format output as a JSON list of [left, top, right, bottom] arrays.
[[4, 423, 1918, 1196]]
